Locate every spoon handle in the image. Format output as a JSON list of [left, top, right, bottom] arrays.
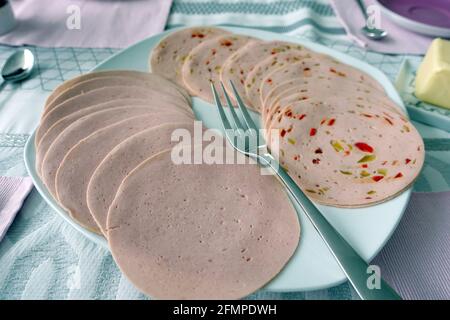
[[356, 0, 368, 19]]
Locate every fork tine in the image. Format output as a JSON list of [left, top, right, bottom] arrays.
[[229, 81, 258, 132], [220, 82, 246, 131], [211, 82, 232, 132]]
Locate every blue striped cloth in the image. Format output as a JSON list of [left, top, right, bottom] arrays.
[[0, 0, 449, 300]]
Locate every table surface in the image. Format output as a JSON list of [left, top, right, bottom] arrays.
[[0, 0, 449, 300]]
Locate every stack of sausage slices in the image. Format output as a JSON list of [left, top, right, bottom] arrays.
[[35, 68, 299, 299], [151, 27, 425, 208]]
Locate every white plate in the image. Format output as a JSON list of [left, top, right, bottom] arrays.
[[24, 26, 410, 292]]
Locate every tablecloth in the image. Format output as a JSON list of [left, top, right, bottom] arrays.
[[0, 0, 449, 300]]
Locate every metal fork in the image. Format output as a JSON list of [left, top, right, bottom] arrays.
[[211, 81, 401, 300]]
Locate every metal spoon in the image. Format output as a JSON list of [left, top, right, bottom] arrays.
[[1, 48, 35, 86], [356, 0, 388, 40]]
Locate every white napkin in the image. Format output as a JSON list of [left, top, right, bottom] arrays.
[[0, 0, 173, 48], [0, 176, 33, 242]]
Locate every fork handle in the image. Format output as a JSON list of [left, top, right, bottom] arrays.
[[258, 154, 401, 300]]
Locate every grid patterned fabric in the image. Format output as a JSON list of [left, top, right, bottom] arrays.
[[0, 47, 118, 93]]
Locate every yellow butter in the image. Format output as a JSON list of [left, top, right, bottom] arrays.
[[415, 38, 450, 110]]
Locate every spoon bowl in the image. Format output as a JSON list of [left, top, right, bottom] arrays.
[[362, 26, 388, 40], [1, 48, 35, 82], [356, 0, 388, 41]]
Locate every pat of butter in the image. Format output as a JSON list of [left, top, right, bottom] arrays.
[[415, 38, 450, 110]]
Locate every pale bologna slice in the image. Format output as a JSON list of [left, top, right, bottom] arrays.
[[41, 106, 165, 197], [44, 71, 190, 113], [268, 97, 424, 207], [44, 76, 189, 116], [150, 27, 230, 86], [107, 149, 300, 299], [181, 34, 254, 104], [36, 99, 193, 175], [55, 113, 193, 234], [87, 122, 195, 236], [35, 85, 192, 146]]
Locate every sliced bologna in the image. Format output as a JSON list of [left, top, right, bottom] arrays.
[[181, 34, 254, 103], [44, 70, 190, 113], [244, 50, 314, 112], [220, 41, 305, 110], [259, 57, 385, 107], [44, 75, 189, 116], [41, 106, 161, 197], [55, 113, 193, 234], [35, 98, 193, 175], [268, 97, 424, 207], [107, 148, 300, 299], [150, 27, 230, 86], [87, 122, 195, 236], [35, 85, 192, 146], [263, 76, 403, 129]]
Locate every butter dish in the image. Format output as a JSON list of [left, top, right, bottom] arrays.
[[396, 58, 450, 132]]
